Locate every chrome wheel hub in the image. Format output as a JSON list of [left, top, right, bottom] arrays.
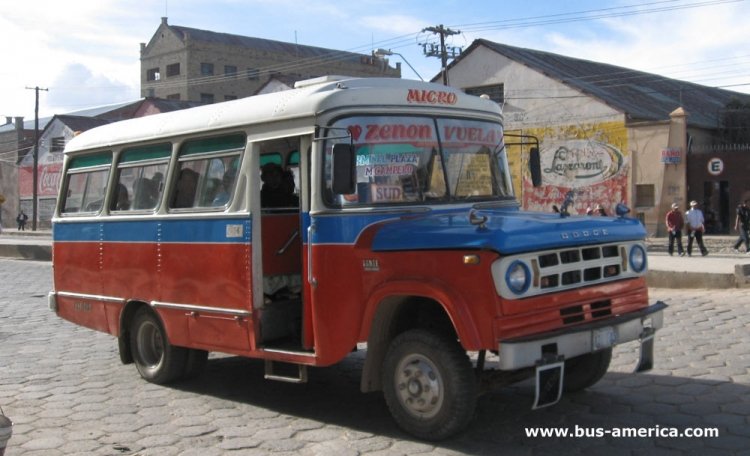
[[394, 354, 443, 419]]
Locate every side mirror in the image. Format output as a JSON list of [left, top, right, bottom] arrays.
[[529, 147, 542, 187], [331, 143, 356, 194]]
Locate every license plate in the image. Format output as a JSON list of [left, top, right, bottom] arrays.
[[593, 326, 617, 350], [533, 361, 564, 409]]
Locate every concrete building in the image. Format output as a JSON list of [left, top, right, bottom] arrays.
[[0, 117, 34, 229], [140, 18, 401, 102], [444, 39, 750, 235], [4, 99, 200, 229]]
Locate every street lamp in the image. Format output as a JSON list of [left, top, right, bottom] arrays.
[[374, 49, 423, 81]]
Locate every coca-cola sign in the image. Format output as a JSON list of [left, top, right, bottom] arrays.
[[19, 163, 62, 197]]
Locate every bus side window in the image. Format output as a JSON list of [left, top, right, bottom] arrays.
[[60, 152, 112, 215], [171, 134, 245, 210], [114, 144, 171, 212], [62, 169, 110, 214]]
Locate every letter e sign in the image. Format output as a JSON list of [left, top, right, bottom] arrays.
[[707, 157, 724, 176]]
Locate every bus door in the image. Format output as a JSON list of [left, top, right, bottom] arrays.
[[250, 137, 307, 350]]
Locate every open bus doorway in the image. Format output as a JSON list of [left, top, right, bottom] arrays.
[[253, 137, 307, 351]]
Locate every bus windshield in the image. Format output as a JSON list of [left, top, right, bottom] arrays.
[[323, 115, 513, 207]]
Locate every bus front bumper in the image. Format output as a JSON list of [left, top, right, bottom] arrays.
[[497, 301, 667, 371]]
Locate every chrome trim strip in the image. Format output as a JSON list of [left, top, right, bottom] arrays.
[[307, 224, 317, 287], [151, 301, 252, 317], [260, 348, 317, 358], [56, 291, 125, 304]]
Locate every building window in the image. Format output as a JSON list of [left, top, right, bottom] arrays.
[[247, 68, 259, 80], [166, 63, 180, 77], [224, 95, 237, 101], [201, 63, 214, 76], [200, 93, 215, 104], [50, 136, 66, 153], [166, 93, 181, 100], [225, 65, 237, 77], [464, 83, 504, 104], [146, 68, 160, 81], [636, 184, 655, 207]]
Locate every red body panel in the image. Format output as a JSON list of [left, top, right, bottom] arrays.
[[54, 224, 649, 365], [261, 214, 301, 275], [495, 277, 650, 340]]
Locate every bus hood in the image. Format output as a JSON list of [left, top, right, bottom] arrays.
[[370, 208, 647, 255]]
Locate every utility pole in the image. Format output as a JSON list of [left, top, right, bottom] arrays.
[[25, 86, 48, 231], [421, 25, 461, 86]]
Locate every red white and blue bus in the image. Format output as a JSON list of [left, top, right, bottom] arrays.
[[50, 76, 665, 439]]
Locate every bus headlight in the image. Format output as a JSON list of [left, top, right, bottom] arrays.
[[505, 260, 531, 294], [629, 244, 647, 273]]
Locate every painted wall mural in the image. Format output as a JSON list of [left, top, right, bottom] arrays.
[[508, 121, 630, 215]]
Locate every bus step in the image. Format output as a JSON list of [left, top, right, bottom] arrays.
[[264, 360, 308, 384]]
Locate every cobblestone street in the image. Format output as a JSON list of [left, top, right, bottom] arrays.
[[1, 258, 749, 455]]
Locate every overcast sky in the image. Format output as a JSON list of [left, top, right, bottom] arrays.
[[1, 0, 749, 120]]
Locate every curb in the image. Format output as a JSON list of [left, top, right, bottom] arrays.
[[0, 244, 52, 261], [647, 270, 737, 289]]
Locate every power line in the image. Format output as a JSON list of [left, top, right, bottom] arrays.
[[450, 0, 744, 32], [21, 0, 750, 113], [127, 0, 750, 94], [421, 25, 461, 86]]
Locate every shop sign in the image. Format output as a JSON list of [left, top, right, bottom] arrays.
[[707, 157, 724, 176], [661, 148, 681, 164]]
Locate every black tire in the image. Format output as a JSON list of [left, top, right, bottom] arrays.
[[563, 348, 612, 392], [130, 308, 187, 384], [183, 349, 208, 380], [382, 329, 477, 441]]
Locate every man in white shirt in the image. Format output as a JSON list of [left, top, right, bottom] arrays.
[[685, 200, 708, 256]]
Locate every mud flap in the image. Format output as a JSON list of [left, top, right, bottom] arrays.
[[532, 357, 564, 409], [635, 327, 655, 373]]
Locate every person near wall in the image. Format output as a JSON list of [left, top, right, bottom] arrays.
[[685, 200, 709, 257], [665, 203, 685, 256], [16, 211, 28, 231], [732, 199, 750, 253]]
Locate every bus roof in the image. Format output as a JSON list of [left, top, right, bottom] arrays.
[[64, 77, 503, 154]]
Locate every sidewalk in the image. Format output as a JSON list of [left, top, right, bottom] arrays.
[[1, 229, 748, 288], [645, 235, 750, 288], [0, 228, 53, 261]]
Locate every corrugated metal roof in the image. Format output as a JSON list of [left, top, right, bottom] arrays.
[[0, 100, 142, 134], [52, 115, 111, 132], [169, 25, 366, 64], [463, 39, 750, 129]]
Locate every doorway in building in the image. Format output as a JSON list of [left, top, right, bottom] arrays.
[[703, 181, 730, 234]]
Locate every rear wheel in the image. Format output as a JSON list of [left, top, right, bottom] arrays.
[[382, 329, 477, 440], [563, 348, 612, 392], [130, 308, 187, 384]]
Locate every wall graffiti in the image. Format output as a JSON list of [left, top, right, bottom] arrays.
[[508, 121, 630, 215]]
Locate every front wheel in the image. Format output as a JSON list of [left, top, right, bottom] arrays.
[[382, 329, 477, 440], [563, 348, 612, 392], [130, 308, 187, 384]]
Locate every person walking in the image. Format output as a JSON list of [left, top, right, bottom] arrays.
[[665, 203, 685, 256], [685, 200, 708, 256], [16, 211, 28, 231], [733, 199, 750, 253]]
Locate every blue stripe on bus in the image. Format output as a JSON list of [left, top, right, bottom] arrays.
[[54, 218, 252, 244], [307, 207, 646, 254]]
